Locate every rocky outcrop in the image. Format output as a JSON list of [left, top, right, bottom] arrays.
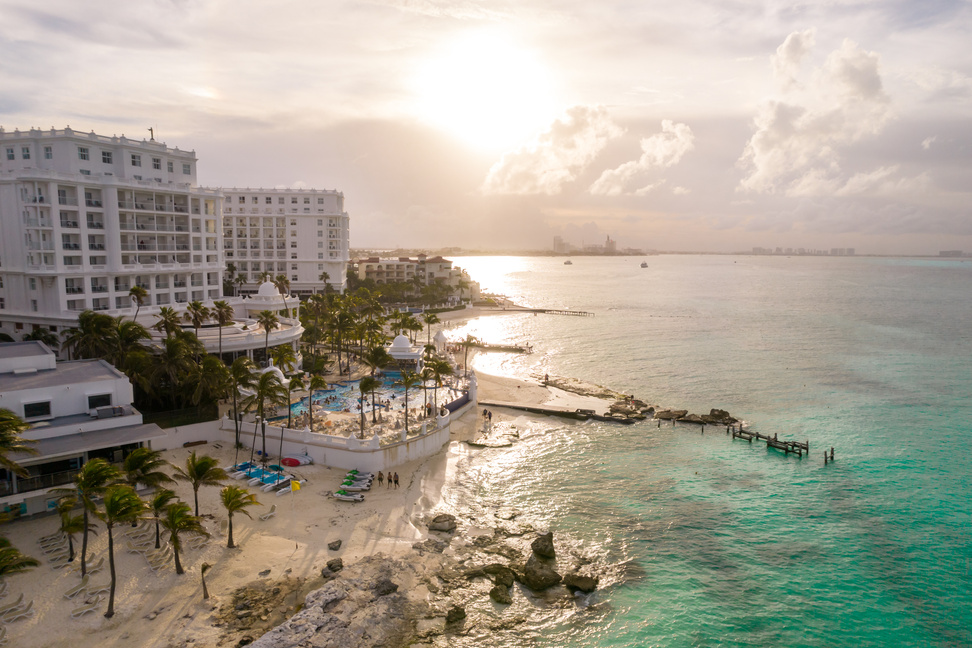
[[427, 513, 457, 533], [519, 554, 562, 591], [326, 558, 343, 573], [654, 409, 687, 420], [531, 532, 556, 559], [489, 584, 513, 604], [701, 408, 738, 425], [680, 413, 704, 423], [445, 605, 466, 623], [563, 573, 599, 593], [327, 540, 342, 551]]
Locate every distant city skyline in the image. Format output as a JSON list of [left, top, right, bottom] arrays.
[[1, 1, 969, 255]]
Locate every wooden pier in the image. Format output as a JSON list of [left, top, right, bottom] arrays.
[[532, 308, 594, 317], [728, 424, 809, 458], [478, 400, 637, 424]]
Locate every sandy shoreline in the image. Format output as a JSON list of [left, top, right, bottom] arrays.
[[1, 361, 606, 648], [1, 305, 623, 648]]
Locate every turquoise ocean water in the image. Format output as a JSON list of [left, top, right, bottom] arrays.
[[438, 255, 971, 648]]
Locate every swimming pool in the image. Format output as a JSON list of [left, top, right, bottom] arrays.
[[287, 372, 456, 417]]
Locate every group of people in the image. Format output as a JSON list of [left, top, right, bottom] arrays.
[[376, 471, 400, 488], [482, 408, 493, 428]]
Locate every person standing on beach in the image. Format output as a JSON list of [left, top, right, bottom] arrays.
[[394, 472, 399, 488], [377, 471, 384, 487], [387, 472, 392, 488]]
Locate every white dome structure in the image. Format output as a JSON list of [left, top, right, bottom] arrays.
[[386, 334, 423, 368], [257, 281, 280, 298], [390, 334, 412, 351]]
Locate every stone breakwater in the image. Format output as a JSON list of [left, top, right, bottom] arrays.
[[243, 514, 605, 648]]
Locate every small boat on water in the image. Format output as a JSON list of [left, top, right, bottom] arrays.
[[640, 261, 648, 268]]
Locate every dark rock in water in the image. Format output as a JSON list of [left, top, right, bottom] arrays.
[[520, 555, 562, 591], [563, 573, 599, 593], [327, 539, 342, 551], [654, 409, 686, 420], [701, 408, 737, 425], [326, 558, 343, 573], [489, 584, 513, 605], [412, 538, 448, 554], [446, 605, 466, 623], [373, 578, 398, 597], [258, 569, 271, 577], [680, 413, 703, 423], [428, 513, 457, 533], [531, 532, 556, 559], [483, 563, 516, 588]]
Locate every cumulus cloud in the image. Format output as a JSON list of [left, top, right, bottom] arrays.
[[922, 136, 936, 150], [772, 28, 815, 90], [738, 36, 892, 196], [589, 120, 694, 196], [480, 105, 623, 195]]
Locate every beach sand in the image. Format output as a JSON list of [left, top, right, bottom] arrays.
[[1, 365, 610, 648]]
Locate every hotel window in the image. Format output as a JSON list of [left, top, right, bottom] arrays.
[[80, 170, 91, 175], [29, 278, 36, 290], [78, 147, 90, 161], [290, 241, 297, 248], [317, 198, 324, 204], [31, 299, 37, 312], [291, 264, 298, 270], [0, 297, 4, 309], [278, 197, 284, 204], [0, 276, 3, 288], [317, 242, 323, 248], [303, 198, 310, 204], [6, 147, 15, 160], [318, 253, 323, 259], [152, 157, 161, 170], [21, 146, 30, 159], [23, 401, 52, 419], [292, 274, 298, 281], [183, 163, 191, 174], [252, 196, 258, 204], [238, 196, 245, 204], [317, 219, 323, 226], [131, 154, 141, 167], [265, 197, 272, 204], [102, 151, 113, 164], [88, 394, 112, 409], [318, 264, 323, 270], [291, 197, 297, 204], [44, 146, 52, 159], [167, 161, 173, 172], [318, 231, 323, 237], [290, 219, 296, 226]]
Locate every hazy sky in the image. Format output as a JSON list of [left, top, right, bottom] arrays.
[[2, 0, 970, 254]]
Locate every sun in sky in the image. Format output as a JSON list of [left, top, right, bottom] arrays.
[[412, 30, 559, 150]]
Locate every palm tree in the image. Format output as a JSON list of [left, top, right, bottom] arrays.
[[201, 562, 212, 599], [159, 501, 207, 575], [428, 358, 454, 409], [233, 274, 247, 296], [396, 370, 422, 434], [142, 334, 194, 409], [220, 485, 261, 549], [307, 374, 328, 435], [0, 536, 39, 578], [241, 371, 287, 465], [285, 375, 304, 432], [184, 355, 231, 407], [119, 447, 175, 492], [211, 300, 235, 359], [358, 376, 381, 438], [56, 497, 86, 562], [229, 357, 257, 462], [63, 310, 115, 359], [271, 344, 297, 374], [318, 270, 330, 294], [97, 485, 146, 618], [0, 409, 38, 476], [148, 488, 177, 549], [22, 326, 60, 351], [362, 346, 393, 378], [459, 335, 479, 379], [54, 458, 119, 577], [110, 319, 151, 371], [153, 306, 182, 339], [273, 274, 292, 317], [183, 300, 211, 338], [172, 452, 228, 517], [256, 310, 280, 361], [129, 285, 148, 322]]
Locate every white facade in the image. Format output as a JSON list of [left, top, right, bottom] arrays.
[[0, 127, 222, 340], [220, 187, 349, 295], [0, 341, 166, 515], [354, 255, 480, 299]]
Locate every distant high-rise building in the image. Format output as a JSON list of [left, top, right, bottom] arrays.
[[553, 236, 569, 254]]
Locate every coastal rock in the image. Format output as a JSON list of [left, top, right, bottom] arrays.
[[412, 538, 448, 554], [701, 409, 738, 425], [445, 605, 466, 624], [654, 409, 687, 420], [520, 555, 562, 591], [680, 413, 704, 423], [326, 558, 343, 573], [373, 578, 399, 597], [531, 532, 556, 559], [428, 514, 457, 533], [563, 574, 599, 593], [489, 585, 513, 605], [327, 540, 342, 551], [483, 564, 516, 588]]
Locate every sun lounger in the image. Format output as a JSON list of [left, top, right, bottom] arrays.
[[40, 534, 66, 547], [0, 624, 7, 645], [87, 557, 106, 575], [87, 581, 111, 597], [0, 593, 23, 616], [64, 574, 89, 599], [71, 596, 102, 618], [2, 599, 33, 623], [0, 580, 6, 599], [187, 534, 209, 550], [259, 504, 277, 521], [220, 519, 228, 534], [42, 539, 68, 554]]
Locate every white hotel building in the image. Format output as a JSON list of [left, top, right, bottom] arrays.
[[0, 127, 360, 363], [220, 187, 349, 296]]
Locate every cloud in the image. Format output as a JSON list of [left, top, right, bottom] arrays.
[[738, 36, 892, 196], [772, 28, 815, 90], [480, 105, 623, 195], [589, 120, 694, 196], [921, 136, 936, 150]]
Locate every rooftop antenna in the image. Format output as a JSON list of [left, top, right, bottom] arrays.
[[148, 127, 155, 141]]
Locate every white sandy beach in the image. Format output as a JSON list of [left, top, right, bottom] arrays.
[[1, 360, 609, 648]]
